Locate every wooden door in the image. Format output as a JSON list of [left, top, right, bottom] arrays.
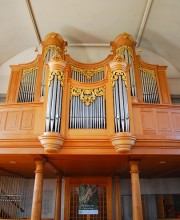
[[64, 177, 113, 220]]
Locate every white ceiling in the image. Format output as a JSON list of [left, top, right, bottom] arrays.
[[0, 0, 180, 76]]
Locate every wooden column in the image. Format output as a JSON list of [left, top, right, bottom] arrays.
[[31, 159, 45, 220], [114, 176, 122, 220], [54, 175, 62, 220], [129, 161, 143, 220]]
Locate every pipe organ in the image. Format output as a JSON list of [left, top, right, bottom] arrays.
[[6, 32, 171, 153]]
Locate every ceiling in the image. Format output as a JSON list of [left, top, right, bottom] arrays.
[[0, 0, 180, 75], [1, 154, 180, 179]]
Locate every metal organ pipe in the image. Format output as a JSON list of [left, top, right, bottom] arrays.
[[69, 66, 106, 129], [140, 67, 160, 104], [41, 46, 61, 97], [109, 51, 130, 134], [69, 86, 106, 129], [46, 74, 64, 133], [120, 47, 137, 97], [17, 67, 38, 103], [45, 51, 67, 133], [70, 66, 105, 83]]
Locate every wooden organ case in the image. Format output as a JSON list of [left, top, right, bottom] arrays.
[[4, 32, 176, 154]]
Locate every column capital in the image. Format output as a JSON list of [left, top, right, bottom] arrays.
[[34, 158, 46, 173], [129, 160, 140, 173]]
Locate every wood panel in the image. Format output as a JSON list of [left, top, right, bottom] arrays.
[[5, 111, 21, 130], [0, 111, 6, 130], [133, 104, 180, 139], [21, 110, 35, 130], [171, 112, 180, 131], [157, 111, 171, 131], [141, 109, 156, 134], [0, 103, 44, 138]]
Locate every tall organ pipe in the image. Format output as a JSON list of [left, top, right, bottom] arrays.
[[109, 54, 130, 133], [45, 52, 67, 133]]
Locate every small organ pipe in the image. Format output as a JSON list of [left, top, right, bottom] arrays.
[[55, 82, 61, 132], [46, 80, 53, 131]]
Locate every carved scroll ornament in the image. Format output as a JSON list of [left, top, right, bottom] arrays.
[[70, 86, 105, 106], [140, 67, 156, 79], [48, 70, 64, 87], [44, 45, 62, 60], [116, 46, 134, 60], [22, 66, 38, 78], [111, 70, 127, 87], [71, 66, 105, 79]]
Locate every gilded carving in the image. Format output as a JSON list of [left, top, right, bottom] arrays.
[[22, 66, 38, 78], [70, 86, 105, 106], [111, 70, 127, 87], [48, 70, 64, 87], [71, 66, 105, 79], [116, 46, 134, 60], [140, 67, 156, 79], [44, 45, 62, 60]]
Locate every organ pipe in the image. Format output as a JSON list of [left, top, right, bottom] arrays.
[[69, 87, 106, 129], [116, 46, 137, 97], [110, 52, 130, 133], [40, 45, 62, 97], [45, 51, 67, 133], [140, 67, 160, 104], [17, 66, 38, 103], [71, 66, 105, 83]]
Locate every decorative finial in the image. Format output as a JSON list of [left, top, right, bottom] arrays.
[[50, 32, 57, 38]]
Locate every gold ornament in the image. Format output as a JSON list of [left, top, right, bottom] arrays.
[[71, 66, 105, 79], [44, 45, 62, 60], [116, 46, 134, 60], [140, 67, 156, 79], [111, 70, 127, 87], [22, 66, 38, 78], [70, 86, 105, 106], [48, 70, 64, 87]]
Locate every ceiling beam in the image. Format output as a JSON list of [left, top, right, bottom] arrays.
[[136, 0, 153, 47], [26, 0, 42, 44]]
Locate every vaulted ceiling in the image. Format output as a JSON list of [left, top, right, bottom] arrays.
[[0, 0, 180, 76]]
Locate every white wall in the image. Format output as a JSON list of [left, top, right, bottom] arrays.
[[0, 47, 41, 94]]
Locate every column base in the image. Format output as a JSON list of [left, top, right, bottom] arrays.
[[111, 132, 136, 153], [38, 132, 64, 153]]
